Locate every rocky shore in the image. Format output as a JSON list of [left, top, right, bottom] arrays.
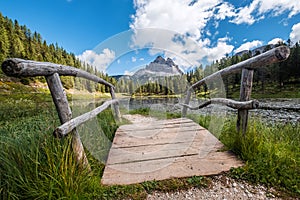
[[147, 174, 297, 200]]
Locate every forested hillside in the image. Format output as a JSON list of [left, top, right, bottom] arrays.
[[0, 12, 299, 97], [187, 42, 300, 98], [0, 12, 114, 93]]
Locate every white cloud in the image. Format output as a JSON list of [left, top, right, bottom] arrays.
[[290, 22, 300, 44], [205, 39, 234, 62], [130, 0, 235, 69], [268, 38, 284, 45], [234, 40, 263, 53], [124, 70, 135, 76], [131, 57, 137, 62], [231, 0, 300, 25], [76, 48, 115, 72], [131, 0, 222, 40], [214, 2, 236, 20], [130, 0, 300, 70], [230, 1, 259, 25]]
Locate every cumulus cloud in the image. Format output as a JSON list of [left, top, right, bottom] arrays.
[[77, 48, 115, 72], [268, 38, 284, 45], [234, 40, 263, 53], [231, 0, 300, 25], [131, 0, 222, 40], [130, 0, 235, 69], [290, 22, 300, 44], [130, 0, 300, 70]]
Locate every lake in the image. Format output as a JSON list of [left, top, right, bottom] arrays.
[[119, 97, 300, 124]]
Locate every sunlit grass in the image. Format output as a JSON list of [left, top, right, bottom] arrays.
[[1, 95, 299, 199], [219, 118, 299, 196]]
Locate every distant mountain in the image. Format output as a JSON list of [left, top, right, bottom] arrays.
[[132, 56, 183, 78]]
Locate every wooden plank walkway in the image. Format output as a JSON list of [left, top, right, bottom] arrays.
[[101, 115, 243, 185]]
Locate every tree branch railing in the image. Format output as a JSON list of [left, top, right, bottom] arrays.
[[1, 58, 122, 168], [180, 98, 259, 110], [182, 45, 290, 135], [54, 99, 118, 137]]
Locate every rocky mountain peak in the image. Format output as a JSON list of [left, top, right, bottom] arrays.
[[153, 56, 166, 64], [133, 56, 183, 78]]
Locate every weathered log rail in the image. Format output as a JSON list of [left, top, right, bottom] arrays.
[[182, 46, 290, 135], [54, 99, 119, 137], [181, 98, 259, 110], [1, 58, 122, 168]]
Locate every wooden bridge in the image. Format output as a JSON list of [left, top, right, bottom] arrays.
[[1, 46, 290, 185], [101, 115, 243, 185]]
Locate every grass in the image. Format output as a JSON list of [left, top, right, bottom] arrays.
[[0, 95, 208, 199], [221, 119, 299, 196], [192, 114, 300, 197], [1, 91, 299, 199], [128, 107, 182, 119]]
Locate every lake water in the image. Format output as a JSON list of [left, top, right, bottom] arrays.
[[119, 97, 300, 124]]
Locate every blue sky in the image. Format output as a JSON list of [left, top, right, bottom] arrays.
[[1, 0, 300, 75]]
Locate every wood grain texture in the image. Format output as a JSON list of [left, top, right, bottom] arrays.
[[190, 46, 290, 89], [46, 73, 90, 168], [237, 69, 254, 135], [182, 46, 290, 115], [54, 99, 118, 137], [2, 58, 114, 87], [181, 98, 259, 110], [101, 117, 243, 185]]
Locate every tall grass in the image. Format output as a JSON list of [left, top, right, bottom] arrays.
[[219, 118, 300, 195], [0, 98, 151, 199], [0, 99, 95, 199], [1, 97, 299, 198]]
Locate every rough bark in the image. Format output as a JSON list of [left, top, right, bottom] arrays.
[[110, 87, 122, 122], [46, 73, 90, 169], [190, 46, 290, 90], [237, 69, 254, 135], [2, 58, 114, 88], [182, 46, 290, 115], [180, 98, 259, 110], [54, 99, 118, 137]]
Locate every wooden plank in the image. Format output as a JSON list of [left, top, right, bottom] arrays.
[[101, 117, 244, 185], [113, 128, 204, 147]]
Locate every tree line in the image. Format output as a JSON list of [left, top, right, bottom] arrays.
[[0, 12, 113, 93], [1, 12, 299, 97]]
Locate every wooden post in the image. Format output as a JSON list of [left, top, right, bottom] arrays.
[[237, 69, 254, 135], [182, 89, 192, 117], [46, 73, 90, 168], [110, 87, 122, 122]]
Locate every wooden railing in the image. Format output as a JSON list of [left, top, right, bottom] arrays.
[[1, 46, 291, 167], [1, 58, 122, 168], [182, 46, 290, 135]]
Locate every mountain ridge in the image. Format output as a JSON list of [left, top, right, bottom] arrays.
[[133, 56, 183, 78]]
